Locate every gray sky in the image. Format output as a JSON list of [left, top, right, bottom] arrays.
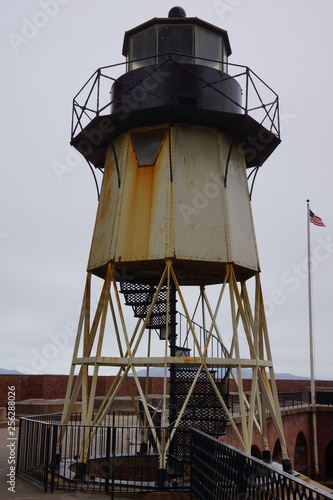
[[1, 0, 333, 380]]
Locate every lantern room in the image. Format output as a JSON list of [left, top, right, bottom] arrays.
[[71, 8, 280, 171], [122, 6, 231, 72]]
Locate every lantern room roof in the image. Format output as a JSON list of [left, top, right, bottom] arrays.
[[122, 16, 232, 58]]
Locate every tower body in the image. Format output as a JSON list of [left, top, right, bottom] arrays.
[[60, 8, 291, 482], [88, 124, 259, 284]]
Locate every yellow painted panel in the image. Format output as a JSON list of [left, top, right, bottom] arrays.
[[87, 136, 127, 271], [173, 124, 229, 263], [87, 124, 259, 280], [114, 129, 170, 263], [224, 137, 259, 271]]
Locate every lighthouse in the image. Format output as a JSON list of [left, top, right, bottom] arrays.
[[60, 6, 292, 481]]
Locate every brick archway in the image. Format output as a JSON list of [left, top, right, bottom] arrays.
[[325, 440, 333, 480], [294, 431, 308, 475], [251, 444, 262, 459], [273, 439, 282, 464]]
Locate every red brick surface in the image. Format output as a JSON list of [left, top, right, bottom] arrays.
[[0, 374, 166, 407], [2, 374, 332, 407]]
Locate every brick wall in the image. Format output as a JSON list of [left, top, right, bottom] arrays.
[[0, 374, 332, 407], [229, 378, 333, 393], [0, 374, 165, 407]]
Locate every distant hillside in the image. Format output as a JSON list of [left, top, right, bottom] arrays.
[[241, 368, 309, 380], [274, 372, 310, 380], [0, 368, 24, 375], [131, 367, 309, 380], [0, 367, 309, 380]]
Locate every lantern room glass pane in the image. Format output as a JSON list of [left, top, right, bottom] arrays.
[[129, 27, 156, 70], [222, 43, 228, 72], [158, 25, 193, 64], [195, 26, 223, 70]]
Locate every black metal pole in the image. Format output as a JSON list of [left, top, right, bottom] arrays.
[[16, 418, 22, 474], [111, 412, 116, 500], [105, 426, 111, 493], [50, 425, 58, 493], [169, 280, 177, 426], [44, 426, 51, 493], [166, 281, 178, 486], [157, 280, 177, 488]]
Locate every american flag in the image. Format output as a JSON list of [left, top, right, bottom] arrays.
[[310, 209, 326, 227]]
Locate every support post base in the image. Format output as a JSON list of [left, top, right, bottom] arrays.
[[74, 462, 87, 482], [262, 449, 272, 463], [156, 468, 169, 488], [282, 458, 293, 474]]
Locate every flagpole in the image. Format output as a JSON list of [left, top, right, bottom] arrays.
[[306, 199, 319, 478]]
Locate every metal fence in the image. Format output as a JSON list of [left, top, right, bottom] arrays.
[[227, 391, 311, 417], [316, 391, 333, 406], [17, 412, 190, 496], [190, 428, 333, 500], [71, 54, 280, 143], [17, 411, 333, 498]]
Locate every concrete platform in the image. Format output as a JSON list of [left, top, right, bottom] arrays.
[[4, 395, 165, 418], [15, 399, 82, 416]]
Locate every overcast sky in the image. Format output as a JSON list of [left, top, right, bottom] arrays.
[[1, 0, 333, 380]]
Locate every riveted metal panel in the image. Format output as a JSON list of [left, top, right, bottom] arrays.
[[224, 138, 259, 272], [173, 124, 229, 263], [87, 135, 128, 272], [113, 127, 170, 263], [87, 123, 259, 282], [109, 134, 130, 261]]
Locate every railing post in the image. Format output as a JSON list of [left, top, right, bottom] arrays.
[[111, 412, 116, 500], [24, 419, 30, 471], [245, 67, 249, 115], [237, 453, 247, 499], [71, 98, 75, 141], [96, 68, 101, 116], [105, 426, 111, 493], [276, 95, 280, 137], [44, 425, 51, 493], [49, 424, 58, 493], [16, 418, 23, 473]]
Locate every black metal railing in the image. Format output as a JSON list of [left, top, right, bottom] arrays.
[[316, 391, 333, 406], [16, 417, 57, 492], [71, 54, 280, 143], [175, 310, 230, 382], [17, 412, 191, 496], [190, 428, 333, 500], [227, 391, 311, 418], [18, 412, 333, 498], [279, 391, 311, 408]]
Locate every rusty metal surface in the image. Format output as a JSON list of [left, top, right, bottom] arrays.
[[87, 135, 127, 272], [87, 123, 259, 283]]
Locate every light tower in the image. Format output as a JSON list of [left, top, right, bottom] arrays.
[[60, 6, 292, 480]]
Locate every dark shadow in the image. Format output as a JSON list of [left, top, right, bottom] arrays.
[[294, 432, 308, 475], [325, 440, 333, 480], [272, 439, 282, 464], [251, 445, 262, 460]]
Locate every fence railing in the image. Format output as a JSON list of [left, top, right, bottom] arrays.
[[316, 391, 333, 406], [17, 409, 333, 497], [71, 54, 280, 143], [279, 391, 312, 408], [227, 391, 311, 418], [190, 428, 333, 500], [17, 412, 191, 496]]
